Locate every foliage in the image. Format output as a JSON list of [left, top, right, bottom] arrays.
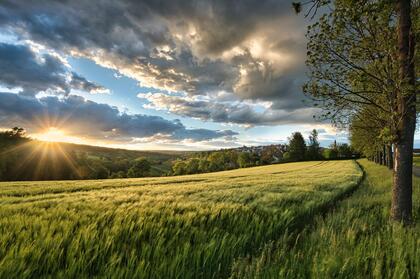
[[170, 130, 357, 175], [288, 132, 307, 161], [238, 152, 254, 168], [127, 157, 151, 178], [172, 160, 187, 175], [0, 127, 26, 139], [307, 129, 321, 160], [304, 0, 399, 127], [0, 160, 362, 278], [172, 149, 258, 175]]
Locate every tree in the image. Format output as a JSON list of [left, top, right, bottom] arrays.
[[300, 0, 417, 224], [185, 158, 200, 174], [349, 108, 393, 168], [323, 141, 338, 160], [198, 159, 210, 173], [172, 160, 187, 175], [89, 162, 109, 179], [127, 157, 151, 178], [392, 0, 416, 223], [110, 171, 126, 179], [207, 152, 227, 171], [307, 129, 321, 160], [288, 132, 306, 161], [238, 152, 253, 168], [0, 127, 27, 140], [337, 143, 352, 158]]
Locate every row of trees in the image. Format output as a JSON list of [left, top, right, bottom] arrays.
[[74, 154, 152, 179], [285, 130, 355, 161], [297, 0, 418, 223], [171, 130, 357, 175], [171, 150, 259, 175]]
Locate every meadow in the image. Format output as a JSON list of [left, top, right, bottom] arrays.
[[230, 160, 419, 278], [413, 155, 420, 167], [0, 160, 363, 278]]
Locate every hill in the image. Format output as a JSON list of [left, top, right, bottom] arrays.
[[0, 136, 189, 181]]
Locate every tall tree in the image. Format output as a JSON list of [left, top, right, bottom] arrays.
[[307, 129, 321, 160], [288, 132, 307, 161], [392, 0, 416, 223], [299, 0, 417, 224]]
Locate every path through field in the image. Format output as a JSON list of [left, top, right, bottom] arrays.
[[0, 160, 363, 278]]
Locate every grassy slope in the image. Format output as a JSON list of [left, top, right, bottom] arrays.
[[0, 161, 361, 278], [230, 159, 419, 279]]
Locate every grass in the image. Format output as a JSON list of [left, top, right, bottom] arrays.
[[0, 160, 362, 278], [413, 155, 420, 167], [229, 159, 419, 279]]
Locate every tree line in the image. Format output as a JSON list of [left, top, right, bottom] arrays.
[[0, 127, 357, 180], [171, 129, 358, 175], [295, 0, 418, 223]]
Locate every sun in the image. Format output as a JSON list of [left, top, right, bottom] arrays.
[[33, 127, 87, 145], [36, 127, 70, 143]]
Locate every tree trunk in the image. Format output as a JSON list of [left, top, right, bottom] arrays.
[[383, 145, 387, 166], [387, 145, 393, 170], [392, 0, 416, 224], [382, 150, 386, 165]]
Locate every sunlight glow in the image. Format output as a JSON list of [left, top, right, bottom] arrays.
[[33, 127, 84, 144]]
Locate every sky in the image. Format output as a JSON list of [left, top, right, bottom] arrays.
[[0, 1, 415, 150]]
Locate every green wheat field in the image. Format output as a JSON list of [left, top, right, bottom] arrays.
[[0, 160, 418, 278]]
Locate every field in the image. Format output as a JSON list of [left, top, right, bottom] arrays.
[[230, 160, 420, 278], [413, 155, 420, 167], [0, 160, 363, 278]]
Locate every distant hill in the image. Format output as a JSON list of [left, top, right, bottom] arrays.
[[0, 134, 190, 181]]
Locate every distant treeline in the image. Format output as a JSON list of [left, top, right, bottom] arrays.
[[170, 130, 359, 175], [0, 128, 359, 181]]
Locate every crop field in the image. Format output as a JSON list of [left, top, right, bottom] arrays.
[[0, 161, 363, 278], [230, 160, 420, 278]]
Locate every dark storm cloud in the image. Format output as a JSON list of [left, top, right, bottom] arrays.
[[141, 93, 319, 126], [0, 43, 68, 95], [0, 0, 313, 124], [0, 43, 106, 95], [70, 72, 109, 94], [0, 92, 237, 141]]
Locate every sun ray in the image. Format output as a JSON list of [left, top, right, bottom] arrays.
[[12, 142, 46, 179], [54, 143, 82, 178], [0, 140, 34, 157]]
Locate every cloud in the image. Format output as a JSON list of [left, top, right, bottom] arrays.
[[0, 0, 314, 125], [0, 92, 237, 142], [70, 72, 110, 94], [0, 42, 107, 95], [140, 92, 319, 126]]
